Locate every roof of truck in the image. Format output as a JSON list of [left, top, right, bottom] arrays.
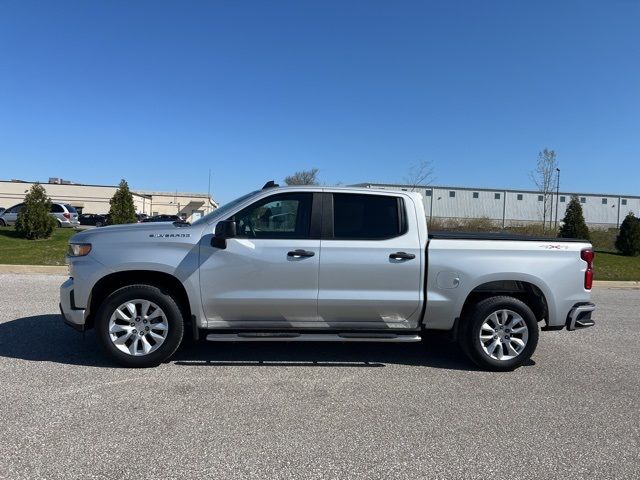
[[260, 183, 423, 197]]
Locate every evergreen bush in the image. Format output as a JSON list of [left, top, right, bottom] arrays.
[[559, 195, 590, 240], [108, 179, 137, 224], [15, 183, 57, 239], [615, 212, 640, 256]]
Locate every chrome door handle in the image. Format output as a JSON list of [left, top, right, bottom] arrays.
[[389, 252, 415, 260], [287, 249, 315, 258]]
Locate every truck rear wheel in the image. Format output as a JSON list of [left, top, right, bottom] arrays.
[[459, 296, 539, 371], [95, 284, 184, 368]]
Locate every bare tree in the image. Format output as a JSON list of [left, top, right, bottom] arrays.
[[404, 160, 435, 191], [530, 148, 558, 232], [284, 168, 320, 185]]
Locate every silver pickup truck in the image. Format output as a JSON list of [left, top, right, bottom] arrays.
[[60, 183, 596, 371]]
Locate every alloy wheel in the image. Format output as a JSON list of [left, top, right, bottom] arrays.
[[108, 299, 169, 356], [479, 309, 529, 361]]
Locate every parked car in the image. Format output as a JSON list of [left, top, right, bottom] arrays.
[[0, 207, 5, 215], [61, 182, 595, 370], [79, 213, 108, 227], [141, 214, 180, 223], [0, 202, 79, 228], [135, 213, 148, 223]]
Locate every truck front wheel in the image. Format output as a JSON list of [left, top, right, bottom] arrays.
[[459, 296, 539, 371], [95, 284, 184, 368]]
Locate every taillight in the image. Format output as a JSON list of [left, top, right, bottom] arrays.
[[581, 249, 594, 290], [63, 213, 70, 219]]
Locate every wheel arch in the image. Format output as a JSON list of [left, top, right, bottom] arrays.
[[458, 279, 550, 327], [86, 270, 192, 330]]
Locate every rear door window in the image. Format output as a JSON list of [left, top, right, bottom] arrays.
[[332, 194, 405, 240]]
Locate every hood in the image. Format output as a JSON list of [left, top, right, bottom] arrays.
[[70, 221, 203, 243]]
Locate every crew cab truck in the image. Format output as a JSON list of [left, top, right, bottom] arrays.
[[60, 183, 596, 371]]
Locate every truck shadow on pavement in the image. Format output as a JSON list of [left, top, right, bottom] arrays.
[[0, 314, 113, 368], [0, 314, 534, 371]]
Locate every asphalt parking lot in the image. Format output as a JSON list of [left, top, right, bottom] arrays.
[[0, 274, 638, 480]]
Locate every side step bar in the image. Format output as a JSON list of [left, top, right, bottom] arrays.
[[205, 332, 422, 343]]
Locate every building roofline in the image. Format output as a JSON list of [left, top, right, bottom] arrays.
[[134, 190, 217, 200], [352, 183, 640, 200], [0, 179, 216, 204], [1, 178, 128, 189]]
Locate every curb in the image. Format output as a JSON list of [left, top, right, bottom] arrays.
[[0, 264, 68, 275], [593, 280, 640, 289]]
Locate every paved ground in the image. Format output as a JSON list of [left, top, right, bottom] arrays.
[[0, 274, 638, 480]]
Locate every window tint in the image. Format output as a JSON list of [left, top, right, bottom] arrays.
[[51, 204, 64, 213], [65, 205, 77, 213], [333, 194, 404, 240], [234, 193, 312, 239], [9, 204, 24, 214]]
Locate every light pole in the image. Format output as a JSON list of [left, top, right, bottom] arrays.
[[207, 169, 211, 214], [555, 168, 560, 228]]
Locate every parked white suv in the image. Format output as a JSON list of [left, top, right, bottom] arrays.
[[0, 202, 80, 228]]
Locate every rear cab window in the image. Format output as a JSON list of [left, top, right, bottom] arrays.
[[330, 193, 407, 240]]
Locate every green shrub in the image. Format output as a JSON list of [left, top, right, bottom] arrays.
[[615, 212, 640, 256], [559, 195, 590, 240], [15, 183, 57, 240], [589, 228, 618, 252], [108, 179, 137, 224]]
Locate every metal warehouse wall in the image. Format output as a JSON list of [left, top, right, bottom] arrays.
[[357, 183, 640, 228]]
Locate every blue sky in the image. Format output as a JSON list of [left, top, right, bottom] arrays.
[[0, 0, 638, 203]]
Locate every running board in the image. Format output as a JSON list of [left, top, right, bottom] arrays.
[[205, 332, 422, 343]]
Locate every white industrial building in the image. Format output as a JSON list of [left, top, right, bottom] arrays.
[[0, 178, 217, 222], [353, 183, 640, 228]]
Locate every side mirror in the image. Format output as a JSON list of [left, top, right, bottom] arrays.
[[211, 220, 236, 249]]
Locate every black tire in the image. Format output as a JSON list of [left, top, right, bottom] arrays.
[[95, 284, 184, 367], [458, 296, 539, 371], [0, 219, 5, 227]]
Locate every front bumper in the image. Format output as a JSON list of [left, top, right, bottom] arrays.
[[566, 302, 596, 331], [60, 277, 86, 331]]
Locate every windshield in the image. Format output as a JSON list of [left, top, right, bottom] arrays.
[[191, 190, 260, 226]]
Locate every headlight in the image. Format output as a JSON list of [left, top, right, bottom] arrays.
[[68, 243, 92, 257]]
